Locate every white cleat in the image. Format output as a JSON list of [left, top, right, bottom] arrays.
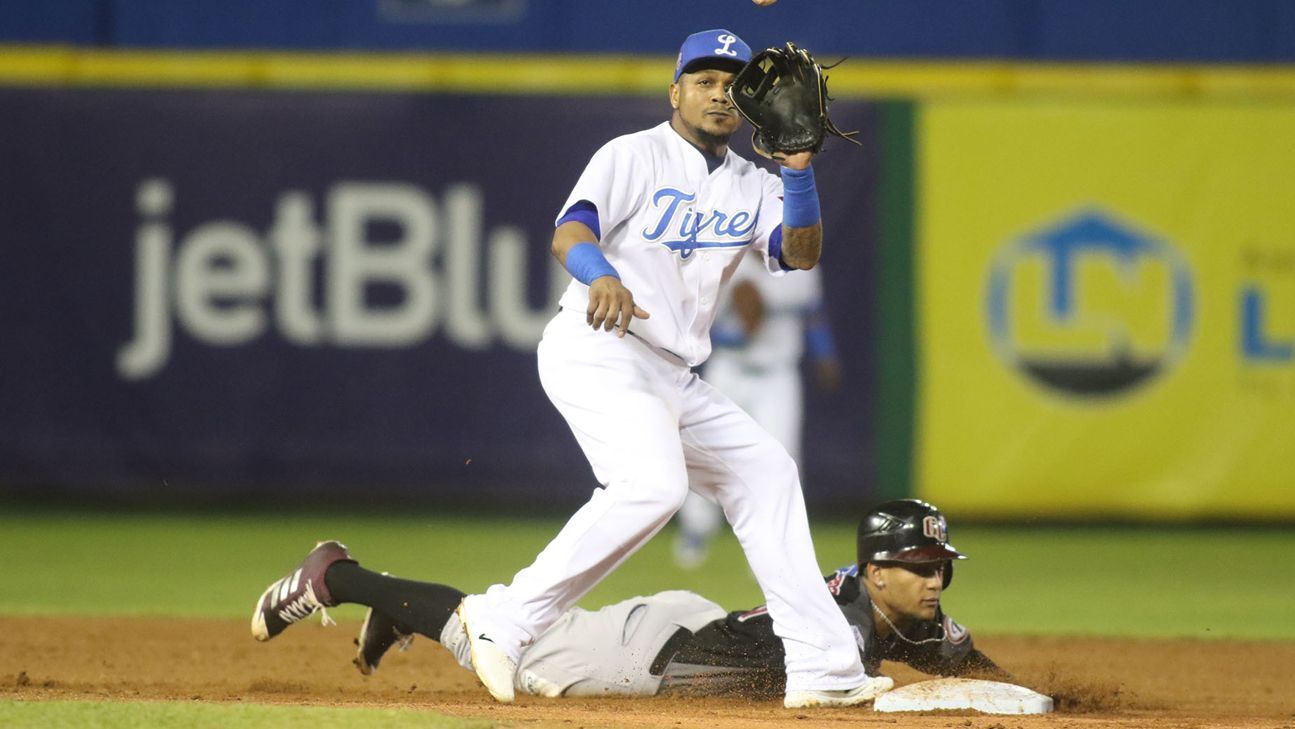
[[455, 599, 518, 703], [784, 675, 895, 708]]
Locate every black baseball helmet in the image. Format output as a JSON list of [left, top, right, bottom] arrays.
[[857, 499, 966, 587]]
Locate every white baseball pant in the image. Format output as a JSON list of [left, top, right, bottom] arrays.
[[465, 309, 866, 692], [680, 354, 804, 540]]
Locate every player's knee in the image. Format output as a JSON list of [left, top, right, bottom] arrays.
[[650, 479, 693, 520], [641, 479, 690, 517], [756, 447, 799, 487], [664, 482, 692, 514], [738, 452, 802, 506], [606, 474, 690, 519]]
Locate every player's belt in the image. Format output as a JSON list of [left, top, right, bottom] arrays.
[[556, 305, 689, 366], [648, 627, 693, 676]]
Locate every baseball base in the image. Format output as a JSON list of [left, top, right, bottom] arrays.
[[873, 678, 1054, 714]]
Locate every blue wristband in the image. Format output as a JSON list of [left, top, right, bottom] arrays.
[[565, 242, 620, 285], [781, 166, 820, 229], [806, 324, 838, 359]]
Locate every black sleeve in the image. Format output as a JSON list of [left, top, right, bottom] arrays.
[[885, 612, 1010, 680], [896, 640, 1009, 679], [673, 610, 784, 669], [674, 569, 855, 668], [952, 648, 1011, 680], [668, 610, 787, 697]]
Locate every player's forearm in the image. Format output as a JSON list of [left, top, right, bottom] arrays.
[[780, 222, 822, 269], [779, 165, 822, 269], [551, 221, 600, 266], [924, 648, 1010, 681], [959, 649, 1011, 680]]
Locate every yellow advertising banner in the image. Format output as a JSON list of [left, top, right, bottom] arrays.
[[916, 100, 1295, 518]]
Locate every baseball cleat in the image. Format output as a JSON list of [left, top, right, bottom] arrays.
[[783, 675, 895, 708], [353, 606, 414, 676], [455, 598, 517, 703], [251, 540, 354, 642]]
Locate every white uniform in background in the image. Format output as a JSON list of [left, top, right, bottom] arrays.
[[460, 120, 868, 693], [676, 250, 833, 566]]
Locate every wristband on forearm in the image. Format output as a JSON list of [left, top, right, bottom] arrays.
[[807, 325, 838, 359], [564, 242, 620, 285], [780, 166, 820, 228]]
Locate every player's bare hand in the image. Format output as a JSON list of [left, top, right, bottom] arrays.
[[751, 0, 777, 6], [815, 358, 842, 392], [587, 276, 650, 337], [731, 280, 764, 336], [779, 150, 814, 170]]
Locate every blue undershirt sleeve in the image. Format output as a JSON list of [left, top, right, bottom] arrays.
[[768, 227, 797, 272], [556, 200, 602, 240]]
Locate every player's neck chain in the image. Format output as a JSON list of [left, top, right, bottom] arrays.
[[873, 604, 945, 646]]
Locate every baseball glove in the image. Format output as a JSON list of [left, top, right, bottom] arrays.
[[726, 42, 859, 159]]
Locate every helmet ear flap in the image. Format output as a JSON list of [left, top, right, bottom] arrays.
[[942, 561, 954, 589]]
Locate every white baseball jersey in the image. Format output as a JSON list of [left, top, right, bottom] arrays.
[[555, 121, 786, 367]]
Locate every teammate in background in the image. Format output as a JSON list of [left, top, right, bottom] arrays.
[[252, 27, 889, 709], [251, 499, 1005, 698], [675, 250, 840, 568]]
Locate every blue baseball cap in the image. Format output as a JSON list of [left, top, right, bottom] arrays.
[[674, 29, 752, 81]]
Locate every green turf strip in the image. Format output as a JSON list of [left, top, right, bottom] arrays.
[[0, 699, 490, 729], [1, 510, 1292, 640]]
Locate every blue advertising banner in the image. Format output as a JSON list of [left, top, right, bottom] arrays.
[[0, 87, 881, 508]]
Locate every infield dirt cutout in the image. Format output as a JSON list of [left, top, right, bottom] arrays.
[[3, 616, 1293, 728]]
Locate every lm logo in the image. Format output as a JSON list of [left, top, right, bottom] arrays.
[[986, 209, 1194, 398]]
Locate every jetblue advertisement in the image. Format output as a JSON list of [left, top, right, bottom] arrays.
[[0, 87, 881, 507]]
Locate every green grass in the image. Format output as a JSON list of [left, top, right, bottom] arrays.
[[0, 510, 764, 623], [0, 700, 491, 729], [2, 508, 1292, 640], [946, 525, 1295, 638], [4, 509, 1292, 727]]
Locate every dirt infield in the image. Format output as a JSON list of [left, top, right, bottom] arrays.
[[2, 616, 1293, 728]]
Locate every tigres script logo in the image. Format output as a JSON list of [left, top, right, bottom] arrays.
[[642, 188, 756, 258]]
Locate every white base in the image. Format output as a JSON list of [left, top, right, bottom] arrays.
[[873, 678, 1054, 715]]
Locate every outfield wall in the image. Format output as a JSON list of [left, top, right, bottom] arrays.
[[1, 48, 1293, 516], [0, 53, 884, 506]]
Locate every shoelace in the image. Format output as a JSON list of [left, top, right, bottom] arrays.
[[276, 580, 336, 627]]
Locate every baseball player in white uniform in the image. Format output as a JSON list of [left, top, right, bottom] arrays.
[[449, 29, 890, 708], [675, 251, 840, 567]]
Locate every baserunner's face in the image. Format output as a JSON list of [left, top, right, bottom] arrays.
[[877, 562, 945, 621], [670, 68, 742, 146]]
